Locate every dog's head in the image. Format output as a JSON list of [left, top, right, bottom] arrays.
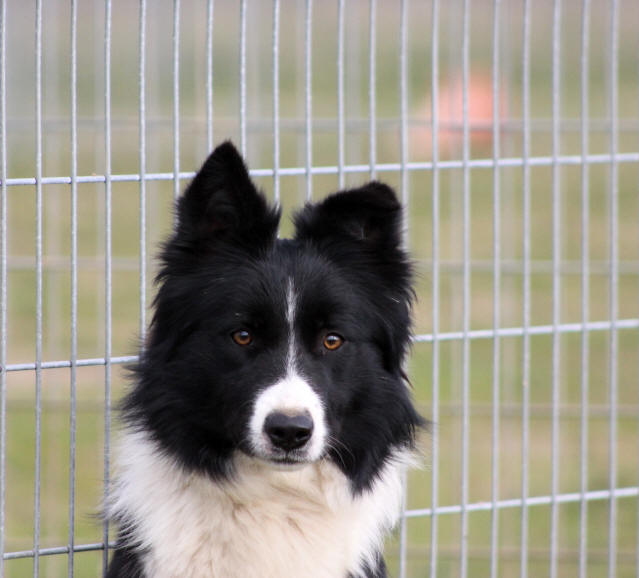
[[125, 142, 423, 492]]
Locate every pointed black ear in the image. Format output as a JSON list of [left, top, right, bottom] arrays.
[[295, 182, 414, 376], [294, 181, 404, 251], [294, 181, 412, 299], [174, 141, 280, 253]]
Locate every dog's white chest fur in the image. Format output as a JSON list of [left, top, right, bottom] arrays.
[[109, 431, 406, 578]]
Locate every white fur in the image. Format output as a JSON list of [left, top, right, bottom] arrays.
[[286, 278, 297, 365], [108, 430, 408, 578]]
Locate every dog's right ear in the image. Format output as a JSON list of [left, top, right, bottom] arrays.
[[173, 141, 280, 254]]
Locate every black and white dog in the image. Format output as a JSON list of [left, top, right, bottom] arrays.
[[106, 141, 424, 578]]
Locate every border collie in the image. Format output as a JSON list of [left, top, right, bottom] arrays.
[[106, 141, 424, 578]]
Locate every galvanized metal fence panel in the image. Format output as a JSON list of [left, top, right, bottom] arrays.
[[0, 1, 638, 577]]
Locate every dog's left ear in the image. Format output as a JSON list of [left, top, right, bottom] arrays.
[[294, 181, 404, 255]]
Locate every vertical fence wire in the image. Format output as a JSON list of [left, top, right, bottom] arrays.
[[139, 0, 147, 343], [206, 0, 214, 152], [607, 1, 619, 575], [337, 0, 345, 189], [172, 0, 181, 202], [103, 0, 113, 572], [368, 0, 376, 181], [239, 0, 247, 156], [34, 1, 44, 573], [429, 2, 440, 576], [272, 0, 280, 205], [550, 2, 562, 577], [399, 0, 409, 412], [305, 0, 312, 201], [68, 1, 78, 574], [490, 1, 501, 577], [398, 1, 409, 575], [578, 1, 591, 577], [0, 0, 6, 573], [460, 0, 471, 576], [520, 0, 532, 576]]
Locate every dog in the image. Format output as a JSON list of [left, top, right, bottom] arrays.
[[105, 141, 424, 578]]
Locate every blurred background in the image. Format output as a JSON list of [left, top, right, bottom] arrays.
[[1, 0, 638, 576]]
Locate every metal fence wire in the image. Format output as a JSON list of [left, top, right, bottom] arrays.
[[1, 0, 638, 577]]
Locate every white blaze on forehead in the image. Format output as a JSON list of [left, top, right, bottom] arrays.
[[286, 278, 297, 372], [248, 278, 328, 461]]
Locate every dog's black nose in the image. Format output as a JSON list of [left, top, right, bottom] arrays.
[[264, 412, 314, 452]]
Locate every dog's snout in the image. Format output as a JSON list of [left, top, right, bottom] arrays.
[[264, 412, 314, 452]]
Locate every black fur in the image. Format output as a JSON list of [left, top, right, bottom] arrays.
[[106, 545, 145, 578]]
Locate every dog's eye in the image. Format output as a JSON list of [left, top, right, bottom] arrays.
[[322, 333, 344, 351], [231, 330, 253, 346]]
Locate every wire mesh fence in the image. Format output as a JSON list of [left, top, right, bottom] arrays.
[[0, 0, 638, 577]]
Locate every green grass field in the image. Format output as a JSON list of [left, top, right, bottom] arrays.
[[2, 1, 639, 576]]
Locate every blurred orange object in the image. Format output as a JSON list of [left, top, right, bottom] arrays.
[[411, 72, 507, 157]]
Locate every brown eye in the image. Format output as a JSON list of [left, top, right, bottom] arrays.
[[232, 330, 253, 346], [323, 333, 344, 351]]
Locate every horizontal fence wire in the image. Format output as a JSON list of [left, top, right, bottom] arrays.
[[405, 487, 639, 520], [4, 486, 639, 562], [3, 257, 639, 275], [1, 151, 639, 187], [5, 115, 639, 135], [4, 542, 117, 562], [1, 319, 638, 374]]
